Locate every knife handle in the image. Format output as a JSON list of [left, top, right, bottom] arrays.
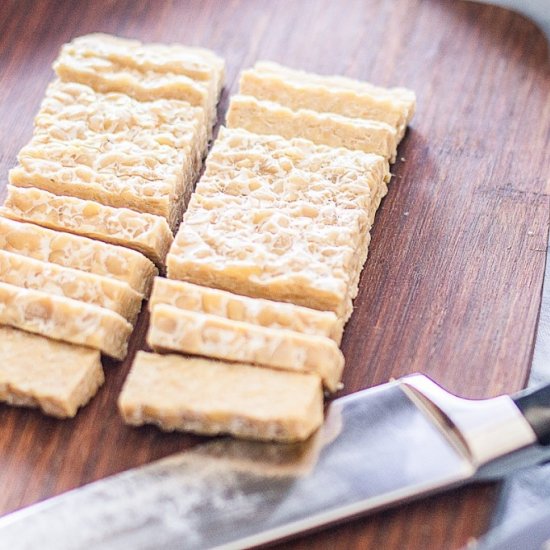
[[512, 383, 550, 445]]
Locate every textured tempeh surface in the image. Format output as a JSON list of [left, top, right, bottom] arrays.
[[0, 217, 158, 296], [147, 304, 344, 391], [0, 326, 104, 418], [54, 33, 225, 126], [149, 277, 343, 342], [0, 282, 132, 359], [0, 250, 142, 324], [1, 1, 548, 547], [118, 351, 323, 442], [3, 186, 173, 268], [242, 61, 415, 138], [226, 94, 398, 161]]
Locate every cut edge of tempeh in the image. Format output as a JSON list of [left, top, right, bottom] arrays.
[[118, 351, 323, 442], [239, 68, 412, 140], [0, 326, 104, 418], [226, 94, 398, 161], [253, 60, 416, 120], [0, 282, 132, 360], [2, 186, 173, 269], [147, 304, 344, 392], [150, 277, 343, 343], [0, 249, 142, 325], [0, 216, 158, 297]]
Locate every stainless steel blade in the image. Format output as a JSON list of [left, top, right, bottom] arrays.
[[0, 382, 474, 550]]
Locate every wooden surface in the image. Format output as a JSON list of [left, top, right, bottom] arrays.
[[0, 0, 549, 548]]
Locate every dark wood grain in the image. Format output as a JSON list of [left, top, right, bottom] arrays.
[[0, 0, 549, 548]]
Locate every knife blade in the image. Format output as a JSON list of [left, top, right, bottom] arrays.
[[1, 373, 549, 550]]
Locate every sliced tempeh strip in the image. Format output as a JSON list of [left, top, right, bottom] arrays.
[[150, 277, 343, 343], [53, 33, 225, 128], [0, 217, 157, 296], [167, 194, 366, 317], [10, 138, 190, 229], [0, 326, 104, 418], [226, 95, 397, 161], [203, 127, 389, 225], [240, 61, 415, 139], [2, 186, 173, 268], [118, 351, 323, 442], [147, 304, 344, 391], [0, 282, 132, 359], [0, 250, 142, 324]]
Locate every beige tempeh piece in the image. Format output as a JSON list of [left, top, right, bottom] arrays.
[[167, 193, 366, 317], [226, 95, 397, 161], [53, 33, 225, 127], [240, 61, 416, 139], [147, 304, 344, 391], [36, 79, 207, 155], [0, 250, 142, 324], [119, 351, 323, 442], [150, 277, 343, 343], [0, 326, 104, 418], [2, 187, 173, 268], [11, 138, 190, 229], [0, 282, 132, 359], [203, 127, 389, 225], [0, 217, 157, 296]]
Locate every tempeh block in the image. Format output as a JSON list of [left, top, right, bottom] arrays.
[[2, 186, 173, 268], [0, 217, 157, 296], [118, 351, 323, 442], [0, 282, 132, 359], [240, 61, 415, 139], [150, 277, 343, 343], [53, 33, 224, 128], [147, 304, 344, 391], [203, 127, 389, 225], [0, 250, 142, 324], [0, 326, 104, 418], [226, 95, 398, 161], [167, 194, 365, 317]]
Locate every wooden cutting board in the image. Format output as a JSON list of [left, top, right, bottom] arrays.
[[0, 0, 549, 548]]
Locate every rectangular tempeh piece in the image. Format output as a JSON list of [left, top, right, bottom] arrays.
[[2, 186, 173, 268], [240, 61, 416, 139], [53, 33, 225, 127], [0, 326, 104, 418], [150, 277, 343, 343], [0, 250, 142, 324], [226, 95, 397, 161], [147, 304, 344, 391], [203, 127, 389, 225], [0, 217, 157, 296], [119, 351, 323, 442], [9, 80, 207, 228], [0, 282, 132, 359]]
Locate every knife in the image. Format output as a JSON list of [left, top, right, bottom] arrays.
[[0, 372, 549, 549]]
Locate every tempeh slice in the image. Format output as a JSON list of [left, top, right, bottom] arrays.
[[254, 61, 415, 118], [240, 62, 415, 139], [147, 304, 344, 391], [0, 326, 104, 418], [0, 282, 132, 359], [0, 250, 142, 324], [53, 33, 224, 128], [118, 351, 323, 442], [0, 217, 157, 296], [2, 186, 173, 268], [150, 277, 343, 343], [10, 138, 190, 229], [167, 194, 365, 316], [226, 95, 397, 161]]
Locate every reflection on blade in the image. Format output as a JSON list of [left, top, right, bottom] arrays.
[[0, 382, 474, 550]]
